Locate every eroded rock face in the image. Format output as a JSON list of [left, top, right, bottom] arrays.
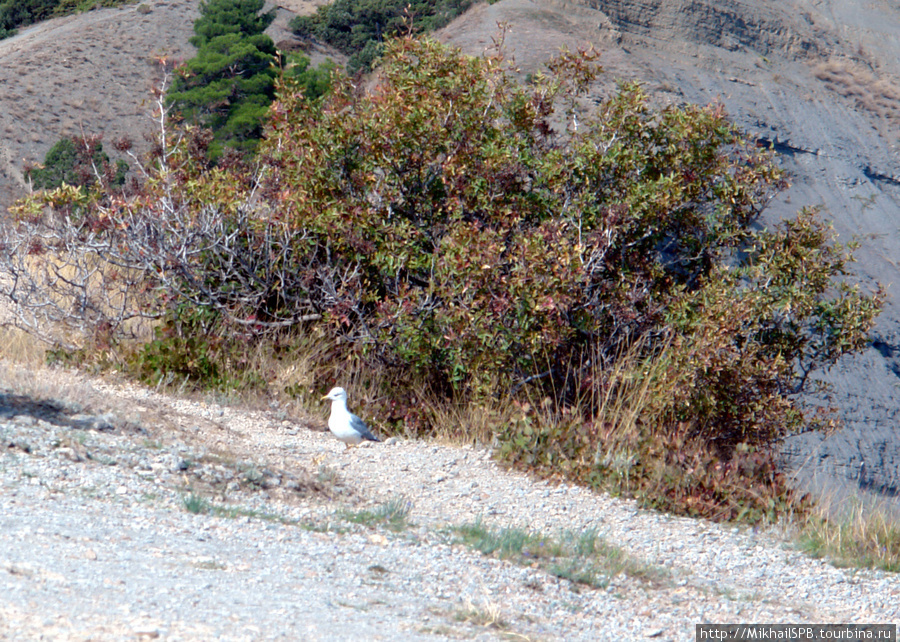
[[589, 0, 828, 58], [599, 0, 900, 506], [438, 0, 900, 507]]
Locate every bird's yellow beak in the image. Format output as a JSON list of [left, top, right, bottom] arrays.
[[321, 394, 329, 400]]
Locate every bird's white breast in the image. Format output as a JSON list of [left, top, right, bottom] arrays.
[[328, 407, 366, 444]]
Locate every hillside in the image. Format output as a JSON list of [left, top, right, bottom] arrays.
[[0, 0, 326, 210], [0, 0, 898, 509]]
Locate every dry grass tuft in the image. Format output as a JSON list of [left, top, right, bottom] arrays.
[[795, 492, 900, 572], [454, 592, 507, 630], [418, 387, 515, 446], [0, 326, 48, 369], [0, 357, 104, 417], [814, 58, 900, 123], [262, 333, 389, 423]]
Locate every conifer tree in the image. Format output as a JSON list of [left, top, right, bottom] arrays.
[[168, 0, 277, 160]]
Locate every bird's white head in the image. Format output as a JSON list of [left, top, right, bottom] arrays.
[[322, 387, 348, 402]]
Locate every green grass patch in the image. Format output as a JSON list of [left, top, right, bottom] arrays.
[[180, 491, 300, 525], [340, 497, 413, 532], [53, 0, 136, 15], [299, 519, 349, 535], [182, 492, 210, 515], [453, 519, 669, 590], [454, 518, 560, 559]]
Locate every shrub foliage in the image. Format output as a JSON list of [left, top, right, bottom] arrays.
[[167, 0, 278, 159], [0, 38, 884, 520], [260, 38, 881, 432], [27, 136, 127, 191]]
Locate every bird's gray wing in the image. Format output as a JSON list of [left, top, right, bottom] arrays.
[[349, 413, 380, 441]]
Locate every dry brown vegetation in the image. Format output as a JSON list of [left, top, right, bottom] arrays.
[[814, 58, 900, 123]]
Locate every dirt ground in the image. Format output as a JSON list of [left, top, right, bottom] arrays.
[[1, 361, 898, 640]]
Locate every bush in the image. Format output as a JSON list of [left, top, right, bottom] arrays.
[[262, 37, 883, 518], [189, 0, 274, 46], [27, 136, 127, 191], [0, 38, 884, 521], [284, 52, 336, 103], [128, 303, 266, 392], [261, 38, 881, 398], [0, 0, 59, 34]]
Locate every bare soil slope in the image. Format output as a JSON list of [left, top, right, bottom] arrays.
[[1, 363, 897, 639], [0, 1, 196, 208]]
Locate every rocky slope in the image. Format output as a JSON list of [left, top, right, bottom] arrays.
[[2, 363, 898, 639]]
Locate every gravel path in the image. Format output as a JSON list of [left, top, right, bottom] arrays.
[[0, 364, 897, 641]]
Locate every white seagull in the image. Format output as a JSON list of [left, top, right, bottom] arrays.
[[321, 387, 380, 448]]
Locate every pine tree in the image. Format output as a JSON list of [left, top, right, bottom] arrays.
[[190, 0, 274, 45], [168, 0, 277, 160]]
